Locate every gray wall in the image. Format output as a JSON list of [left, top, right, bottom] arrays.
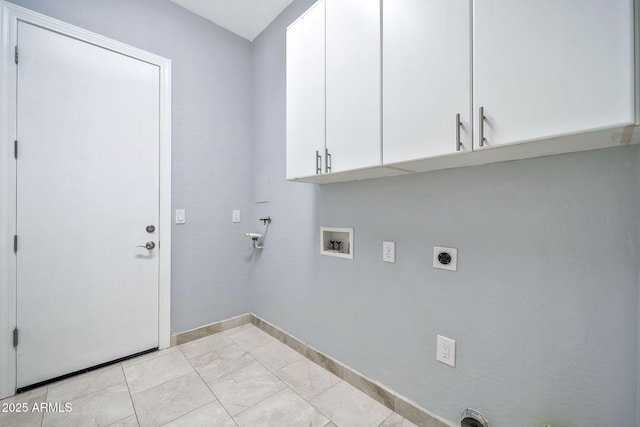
[[251, 1, 640, 426], [9, 0, 255, 332]]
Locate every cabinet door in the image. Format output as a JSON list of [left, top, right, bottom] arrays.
[[326, 0, 381, 173], [383, 0, 471, 165], [286, 0, 325, 180], [474, 0, 635, 148]]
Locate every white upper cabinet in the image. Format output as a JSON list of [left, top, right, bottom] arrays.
[[383, 0, 472, 165], [286, 0, 325, 180], [325, 0, 381, 173], [286, 0, 636, 183], [474, 0, 635, 148]]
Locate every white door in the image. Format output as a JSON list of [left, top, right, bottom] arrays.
[[383, 0, 472, 164], [286, 0, 326, 180], [16, 22, 160, 388], [325, 0, 381, 173], [473, 0, 635, 148]]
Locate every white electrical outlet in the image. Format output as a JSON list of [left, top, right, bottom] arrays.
[[175, 209, 186, 224], [383, 241, 395, 263], [433, 246, 457, 271], [232, 210, 241, 223], [436, 335, 456, 367]]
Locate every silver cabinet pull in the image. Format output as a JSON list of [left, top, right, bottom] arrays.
[[456, 113, 462, 152], [315, 150, 322, 174], [325, 148, 332, 173], [137, 241, 155, 250], [479, 106, 486, 147]]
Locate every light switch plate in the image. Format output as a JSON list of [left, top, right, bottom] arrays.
[[383, 241, 395, 263], [232, 210, 240, 223], [175, 209, 186, 224], [437, 335, 456, 367]]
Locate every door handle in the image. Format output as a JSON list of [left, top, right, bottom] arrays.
[[137, 241, 155, 250]]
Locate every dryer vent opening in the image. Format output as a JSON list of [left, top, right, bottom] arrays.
[[461, 408, 489, 427]]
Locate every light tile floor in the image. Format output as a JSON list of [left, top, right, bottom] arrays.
[[0, 324, 417, 427]]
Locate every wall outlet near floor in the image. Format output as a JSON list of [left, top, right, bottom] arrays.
[[433, 246, 457, 271], [436, 335, 456, 367], [232, 209, 241, 223], [383, 241, 395, 263]]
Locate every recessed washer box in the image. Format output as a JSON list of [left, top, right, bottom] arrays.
[[320, 227, 353, 259]]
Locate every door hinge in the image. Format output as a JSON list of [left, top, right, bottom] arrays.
[[13, 235, 17, 253], [14, 45, 18, 64], [13, 328, 18, 347], [14, 140, 18, 159]]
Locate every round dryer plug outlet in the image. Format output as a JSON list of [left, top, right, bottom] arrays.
[[433, 246, 458, 271]]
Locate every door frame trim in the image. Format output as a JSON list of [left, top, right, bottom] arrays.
[[0, 1, 172, 399]]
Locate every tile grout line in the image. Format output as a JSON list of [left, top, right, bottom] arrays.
[[120, 348, 178, 369], [300, 382, 342, 425], [230, 337, 336, 424], [179, 337, 236, 362], [40, 385, 48, 427], [15, 321, 405, 427], [307, 380, 396, 427], [179, 348, 236, 367], [44, 366, 123, 405], [41, 372, 130, 426], [158, 399, 222, 427], [178, 330, 265, 387], [123, 349, 200, 397], [378, 411, 395, 427], [179, 341, 240, 427], [173, 314, 254, 346], [250, 314, 451, 427], [179, 315, 452, 427], [119, 362, 141, 427], [217, 350, 286, 421], [268, 358, 341, 424], [229, 329, 341, 424], [216, 322, 366, 425], [229, 387, 286, 420]]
